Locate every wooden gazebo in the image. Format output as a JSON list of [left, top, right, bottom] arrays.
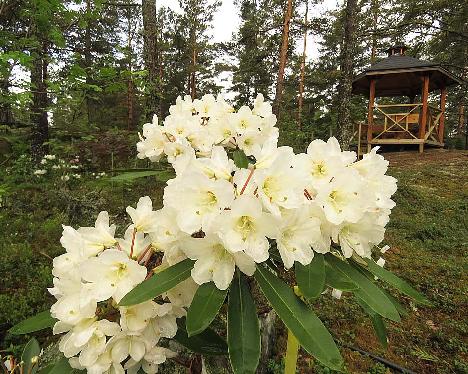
[[352, 46, 463, 153]]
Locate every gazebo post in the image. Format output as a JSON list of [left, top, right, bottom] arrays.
[[439, 86, 447, 143], [367, 79, 376, 152], [419, 75, 430, 153]]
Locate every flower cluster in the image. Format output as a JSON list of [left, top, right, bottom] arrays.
[[33, 154, 83, 180], [136, 94, 397, 289], [51, 94, 397, 373], [50, 209, 196, 373]]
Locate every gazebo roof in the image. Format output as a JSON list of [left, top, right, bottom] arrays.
[[367, 54, 437, 71], [352, 48, 463, 97]]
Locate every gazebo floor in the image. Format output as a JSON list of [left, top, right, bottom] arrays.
[[357, 138, 444, 156]]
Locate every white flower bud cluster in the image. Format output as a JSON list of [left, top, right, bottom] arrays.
[[50, 209, 194, 373], [136, 94, 397, 288]]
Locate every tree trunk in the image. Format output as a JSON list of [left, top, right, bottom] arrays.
[[336, 0, 359, 150], [158, 24, 164, 116], [273, 0, 293, 117], [126, 10, 135, 130], [190, 27, 197, 100], [30, 39, 49, 161], [370, 0, 378, 63], [127, 76, 135, 130], [297, 0, 308, 129], [0, 62, 13, 125], [142, 0, 159, 120], [85, 0, 93, 125]]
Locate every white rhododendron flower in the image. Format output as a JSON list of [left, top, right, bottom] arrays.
[[126, 196, 158, 233], [213, 194, 277, 263], [276, 208, 321, 269], [315, 169, 367, 225], [163, 171, 234, 234], [81, 249, 147, 302], [254, 155, 305, 216], [118, 226, 151, 260], [137, 116, 168, 162], [183, 234, 256, 290], [78, 211, 117, 256], [50, 94, 397, 372]]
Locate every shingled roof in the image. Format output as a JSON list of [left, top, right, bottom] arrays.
[[352, 47, 463, 97], [366, 54, 437, 71]]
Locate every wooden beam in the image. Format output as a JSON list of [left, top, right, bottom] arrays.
[[419, 75, 430, 153], [367, 79, 376, 152], [425, 139, 445, 146], [439, 86, 447, 142], [370, 139, 424, 144]]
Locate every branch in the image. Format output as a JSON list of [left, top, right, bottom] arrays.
[[102, 2, 141, 6]]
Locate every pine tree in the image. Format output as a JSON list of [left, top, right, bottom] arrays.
[[142, 0, 160, 120], [179, 0, 221, 99], [335, 0, 360, 150]]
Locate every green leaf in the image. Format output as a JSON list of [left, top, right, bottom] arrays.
[[109, 170, 174, 183], [9, 310, 56, 335], [326, 255, 400, 322], [233, 150, 249, 169], [119, 259, 194, 306], [355, 297, 388, 349], [254, 265, 343, 371], [325, 264, 358, 291], [22, 338, 40, 374], [364, 259, 431, 305], [228, 272, 261, 374], [295, 254, 325, 299], [39, 356, 76, 374], [174, 317, 228, 355], [186, 282, 227, 337], [382, 290, 408, 317]]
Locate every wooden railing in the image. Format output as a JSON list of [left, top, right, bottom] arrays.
[[372, 103, 422, 140], [352, 102, 445, 156], [425, 104, 444, 143]]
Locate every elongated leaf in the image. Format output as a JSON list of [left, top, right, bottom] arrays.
[[254, 265, 343, 371], [295, 254, 325, 299], [109, 170, 174, 183], [228, 272, 260, 374], [382, 290, 408, 317], [326, 255, 400, 322], [22, 338, 40, 374], [233, 150, 249, 169], [119, 259, 194, 306], [175, 317, 228, 355], [9, 310, 56, 335], [325, 264, 358, 291], [40, 356, 76, 374], [186, 282, 227, 336], [38, 365, 54, 374], [356, 297, 388, 348], [364, 259, 430, 305]]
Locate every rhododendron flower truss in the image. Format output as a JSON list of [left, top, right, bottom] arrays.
[[11, 94, 430, 374]]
